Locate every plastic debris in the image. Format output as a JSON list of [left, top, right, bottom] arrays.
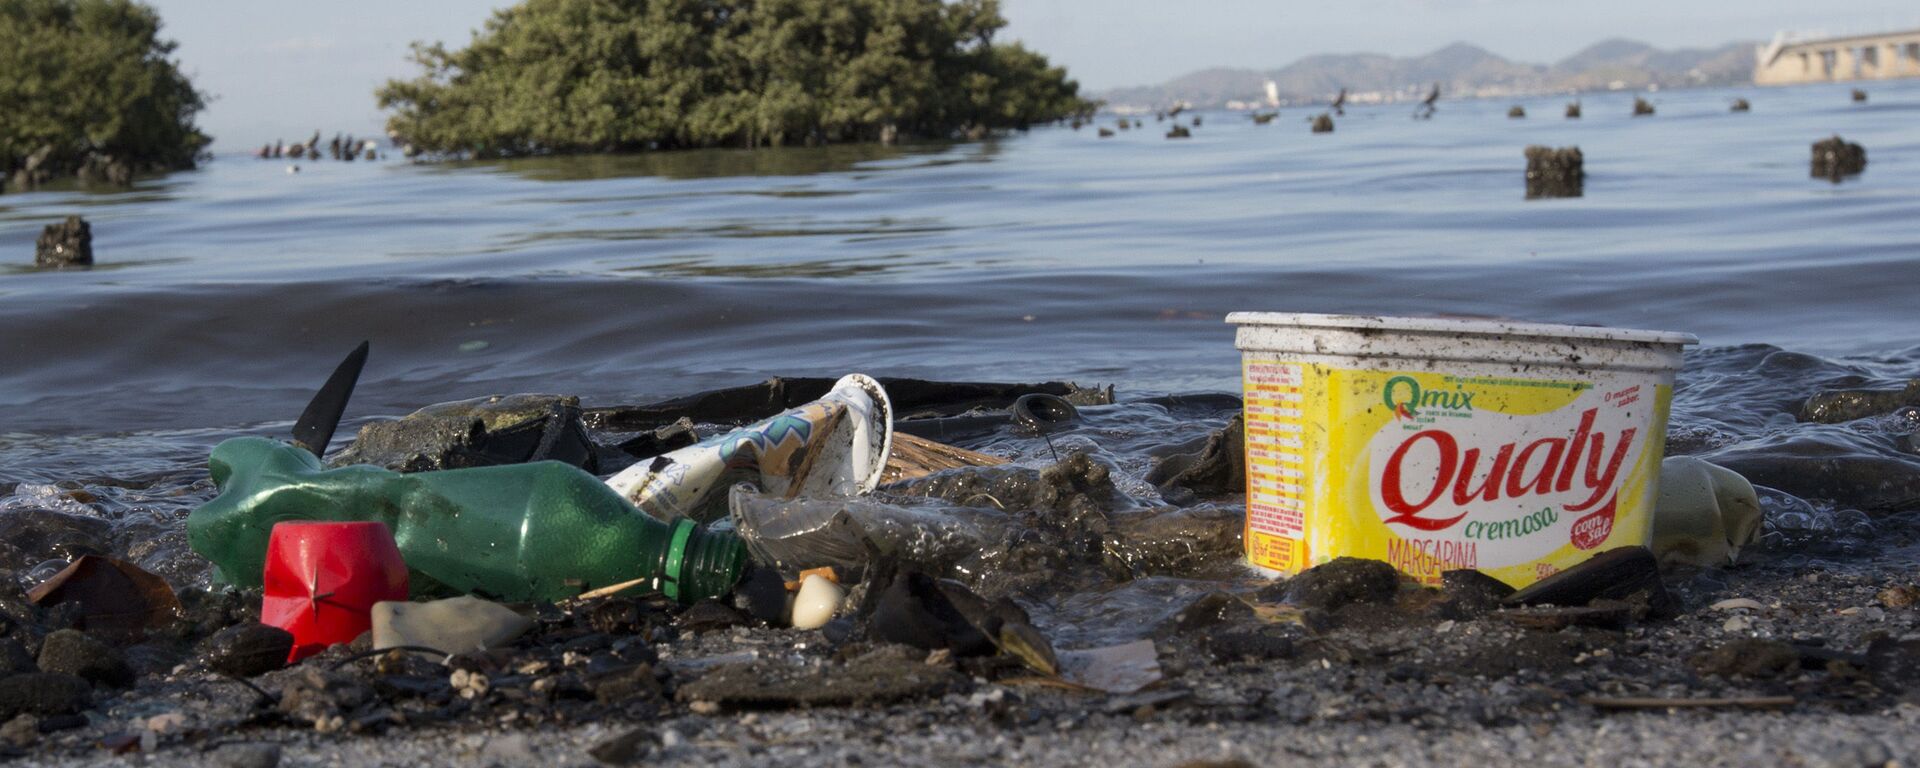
[[1054, 640, 1161, 694], [261, 522, 408, 662], [370, 596, 534, 657], [730, 485, 998, 584], [25, 555, 180, 639], [789, 575, 845, 631], [1652, 456, 1761, 567], [885, 433, 1008, 484], [188, 437, 746, 604], [607, 374, 893, 523], [332, 393, 600, 473]]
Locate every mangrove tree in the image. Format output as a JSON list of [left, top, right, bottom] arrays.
[[0, 0, 210, 191], [377, 0, 1093, 156]]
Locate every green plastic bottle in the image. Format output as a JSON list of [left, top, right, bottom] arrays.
[[188, 436, 747, 603]]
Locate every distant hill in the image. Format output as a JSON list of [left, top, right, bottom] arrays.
[[1095, 38, 1757, 110]]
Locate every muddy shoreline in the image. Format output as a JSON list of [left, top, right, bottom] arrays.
[[3, 360, 1920, 767]]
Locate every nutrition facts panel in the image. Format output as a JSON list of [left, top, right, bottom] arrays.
[[1243, 361, 1307, 541]]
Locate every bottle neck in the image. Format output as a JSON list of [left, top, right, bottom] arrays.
[[658, 519, 747, 604]]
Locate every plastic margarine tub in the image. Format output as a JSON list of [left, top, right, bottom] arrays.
[[1227, 312, 1697, 588]]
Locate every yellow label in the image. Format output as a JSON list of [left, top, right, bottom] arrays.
[[1242, 357, 1671, 588]]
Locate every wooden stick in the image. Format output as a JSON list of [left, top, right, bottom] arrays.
[[1584, 695, 1794, 710], [882, 432, 1008, 484], [569, 576, 655, 603]]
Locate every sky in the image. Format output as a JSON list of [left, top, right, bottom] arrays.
[[143, 0, 1920, 151]]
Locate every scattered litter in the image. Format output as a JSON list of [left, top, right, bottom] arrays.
[[371, 596, 534, 657], [788, 575, 844, 631], [26, 555, 180, 638], [1653, 457, 1761, 567], [189, 437, 746, 603], [1710, 598, 1765, 612], [261, 522, 409, 662], [1054, 640, 1162, 694], [607, 374, 893, 523]]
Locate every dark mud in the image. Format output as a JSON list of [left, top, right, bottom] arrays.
[[3, 345, 1920, 765]]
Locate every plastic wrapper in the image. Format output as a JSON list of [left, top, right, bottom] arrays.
[[728, 484, 1004, 583], [608, 374, 893, 523]]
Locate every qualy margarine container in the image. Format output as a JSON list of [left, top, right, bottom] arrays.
[[1228, 313, 1696, 589]]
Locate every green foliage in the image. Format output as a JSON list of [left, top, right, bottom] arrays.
[[378, 0, 1093, 156], [0, 0, 209, 188]]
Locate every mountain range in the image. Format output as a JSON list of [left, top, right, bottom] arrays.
[[1094, 38, 1759, 109]]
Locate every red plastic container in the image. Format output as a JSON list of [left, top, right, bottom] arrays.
[[261, 521, 408, 662]]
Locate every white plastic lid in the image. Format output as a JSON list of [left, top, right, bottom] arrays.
[[1225, 312, 1697, 347]]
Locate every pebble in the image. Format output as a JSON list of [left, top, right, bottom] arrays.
[[37, 629, 134, 687], [210, 742, 282, 768], [1723, 615, 1754, 632], [0, 673, 91, 718], [1710, 598, 1765, 612], [0, 715, 38, 747], [1876, 586, 1919, 609], [146, 711, 187, 733], [201, 623, 294, 677]]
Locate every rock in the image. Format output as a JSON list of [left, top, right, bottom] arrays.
[[1731, 98, 1751, 112], [0, 640, 34, 675], [1097, 128, 1114, 138], [674, 645, 964, 709], [1311, 113, 1333, 133], [1282, 557, 1399, 611], [1810, 135, 1866, 183], [1169, 591, 1254, 633], [1865, 636, 1920, 689], [588, 663, 663, 705], [370, 596, 533, 657], [1801, 379, 1917, 423], [209, 743, 282, 768], [273, 668, 373, 726], [589, 728, 656, 765], [34, 217, 92, 268], [1147, 415, 1244, 499], [791, 575, 845, 630], [1878, 586, 1920, 609], [1507, 105, 1525, 118], [1632, 97, 1654, 116], [866, 572, 993, 655], [1524, 145, 1583, 199], [36, 629, 133, 687], [200, 623, 294, 677], [675, 601, 748, 634], [1438, 570, 1516, 618], [1165, 125, 1190, 139], [1652, 457, 1762, 567], [1207, 628, 1295, 662], [1565, 101, 1581, 119], [331, 394, 601, 473], [1505, 547, 1674, 618], [0, 715, 37, 748], [1693, 638, 1798, 678], [1852, 88, 1867, 102], [731, 566, 790, 626], [1497, 600, 1638, 631], [0, 673, 91, 717]]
